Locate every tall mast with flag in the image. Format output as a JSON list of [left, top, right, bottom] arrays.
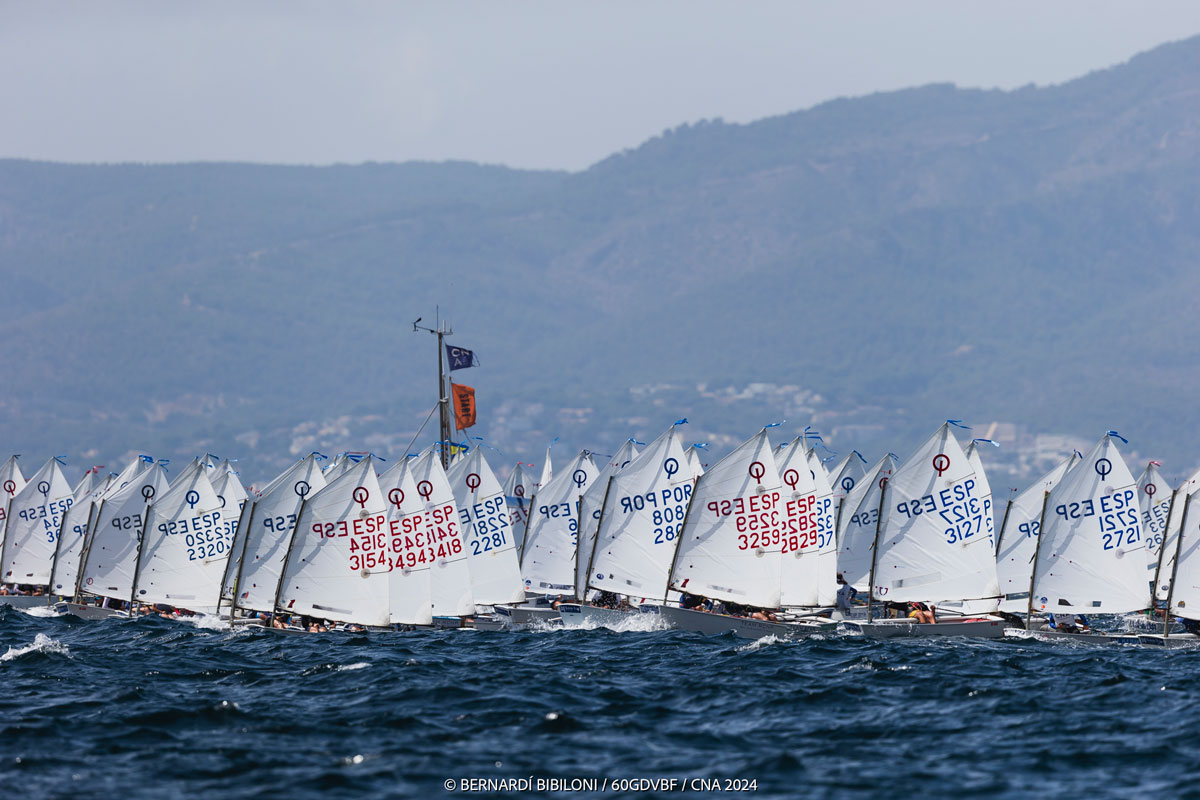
[[413, 309, 479, 469]]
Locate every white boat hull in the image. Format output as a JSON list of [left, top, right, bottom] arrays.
[[0, 595, 53, 609], [1002, 627, 1140, 644], [494, 604, 562, 627], [51, 601, 127, 620]]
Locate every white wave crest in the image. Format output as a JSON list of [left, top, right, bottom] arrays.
[[736, 634, 784, 652], [1, 633, 70, 662], [177, 614, 232, 631], [20, 605, 61, 618], [338, 662, 370, 671]]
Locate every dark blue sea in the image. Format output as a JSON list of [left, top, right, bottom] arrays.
[[1, 606, 1197, 799]]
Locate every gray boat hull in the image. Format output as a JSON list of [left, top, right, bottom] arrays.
[[658, 605, 823, 640], [845, 617, 1006, 639], [494, 604, 562, 628]]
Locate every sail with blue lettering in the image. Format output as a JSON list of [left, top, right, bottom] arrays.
[[805, 447, 839, 605], [0, 458, 74, 588], [78, 462, 171, 605], [1136, 462, 1173, 582], [830, 452, 868, 505], [668, 430, 785, 609], [586, 429, 690, 602], [574, 440, 640, 599], [871, 424, 999, 608], [774, 440, 826, 607], [521, 451, 599, 595], [447, 448, 525, 605], [50, 471, 115, 596], [409, 450, 473, 616], [277, 457, 390, 625], [835, 454, 898, 591], [134, 459, 239, 614], [502, 462, 535, 553], [378, 457, 435, 625], [995, 454, 1076, 613], [228, 455, 327, 614], [1032, 434, 1149, 614], [0, 455, 27, 551]]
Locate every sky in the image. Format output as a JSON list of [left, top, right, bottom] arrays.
[[3, 1, 1200, 172]]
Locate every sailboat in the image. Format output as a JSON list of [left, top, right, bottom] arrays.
[[994, 453, 1076, 613], [502, 462, 536, 552], [377, 455, 435, 627], [774, 437, 835, 611], [843, 423, 1005, 639], [661, 429, 820, 639], [408, 449, 474, 624], [570, 440, 640, 603], [0, 457, 74, 608], [560, 431, 682, 628], [834, 453, 899, 603], [49, 469, 115, 612], [77, 460, 171, 612], [1015, 432, 1149, 642], [224, 454, 327, 623], [0, 454, 27, 593], [1136, 461, 1174, 592], [446, 447, 526, 611], [276, 456, 391, 627], [1150, 465, 1200, 602], [1142, 486, 1200, 646], [133, 458, 240, 615], [802, 444, 839, 608]]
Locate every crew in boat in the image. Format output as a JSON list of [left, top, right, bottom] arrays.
[[1048, 613, 1090, 633], [835, 574, 858, 613], [679, 592, 710, 611], [907, 602, 937, 624]]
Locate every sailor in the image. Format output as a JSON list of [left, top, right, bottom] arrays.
[[835, 573, 858, 613], [1048, 613, 1089, 633], [907, 602, 936, 624]]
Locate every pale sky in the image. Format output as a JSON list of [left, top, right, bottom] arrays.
[[3, 1, 1200, 171]]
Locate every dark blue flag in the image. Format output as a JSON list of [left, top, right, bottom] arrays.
[[446, 345, 479, 371]]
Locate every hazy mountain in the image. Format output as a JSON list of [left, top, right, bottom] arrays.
[[3, 35, 1199, 485]]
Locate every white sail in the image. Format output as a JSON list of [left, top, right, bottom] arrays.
[[1166, 489, 1200, 621], [447, 448, 525, 606], [587, 428, 691, 601], [668, 430, 784, 609], [520, 450, 599, 595], [830, 451, 868, 504], [1032, 434, 1149, 614], [872, 424, 999, 607], [775, 440, 825, 607], [229, 454, 327, 613], [1152, 465, 1200, 599], [213, 468, 250, 603], [1136, 462, 1173, 582], [50, 471, 114, 596], [835, 454, 898, 591], [994, 454, 1076, 612], [79, 463, 171, 604], [574, 440, 640, 599], [502, 462, 535, 552], [378, 457, 434, 625], [804, 447, 839, 605], [134, 460, 238, 613], [408, 450, 473, 616], [1, 458, 74, 587], [686, 446, 706, 479], [538, 447, 553, 489], [0, 455, 27, 553], [277, 457, 390, 625]]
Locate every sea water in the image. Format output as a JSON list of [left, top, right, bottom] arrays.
[[0, 606, 1197, 799]]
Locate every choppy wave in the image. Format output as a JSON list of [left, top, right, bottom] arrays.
[[2, 608, 1200, 798]]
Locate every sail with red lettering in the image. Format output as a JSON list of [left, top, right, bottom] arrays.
[[447, 448, 525, 605], [134, 459, 239, 614], [0, 458, 74, 587], [574, 440, 640, 599], [378, 457, 435, 625], [408, 450, 473, 616], [805, 447, 839, 606], [835, 454, 898, 591], [50, 470, 115, 596], [502, 462, 535, 552], [587, 428, 691, 602], [775, 440, 824, 607], [521, 451, 599, 595], [872, 424, 999, 608], [1136, 462, 1173, 582], [277, 457, 390, 625], [1032, 434, 1149, 614], [79, 462, 171, 604], [668, 429, 784, 609], [995, 453, 1076, 613]]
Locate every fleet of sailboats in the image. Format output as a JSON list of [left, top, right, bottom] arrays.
[[2, 419, 1198, 646]]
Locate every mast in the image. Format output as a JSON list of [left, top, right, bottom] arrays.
[[663, 471, 705, 605], [1163, 491, 1192, 637], [413, 309, 454, 470], [224, 499, 258, 619], [1024, 491, 1051, 631], [865, 478, 889, 623], [580, 476, 615, 601], [271, 497, 308, 620], [1151, 488, 1180, 602], [994, 496, 1015, 557]]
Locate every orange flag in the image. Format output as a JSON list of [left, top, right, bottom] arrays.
[[452, 383, 476, 430]]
